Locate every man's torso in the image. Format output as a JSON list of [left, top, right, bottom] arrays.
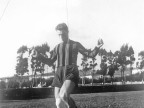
[[55, 40, 79, 67]]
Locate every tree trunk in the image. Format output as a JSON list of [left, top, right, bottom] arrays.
[[91, 71, 94, 86], [82, 76, 85, 86], [31, 69, 34, 87], [103, 76, 105, 85], [111, 76, 113, 85], [33, 71, 37, 87], [40, 71, 42, 85], [121, 66, 125, 85], [121, 70, 123, 84], [82, 70, 85, 86], [130, 65, 133, 84], [122, 70, 125, 84]]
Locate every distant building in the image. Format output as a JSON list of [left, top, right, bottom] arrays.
[[0, 72, 54, 83]]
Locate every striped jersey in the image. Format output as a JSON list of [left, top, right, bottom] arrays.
[[50, 39, 99, 67]]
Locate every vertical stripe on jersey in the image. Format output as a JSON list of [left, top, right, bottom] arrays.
[[56, 44, 60, 67], [57, 40, 73, 66], [65, 43, 69, 65], [62, 43, 66, 66], [69, 43, 73, 65], [59, 43, 63, 66]]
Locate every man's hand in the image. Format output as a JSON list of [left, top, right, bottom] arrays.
[[30, 49, 38, 58], [97, 39, 104, 48], [97, 42, 103, 48]]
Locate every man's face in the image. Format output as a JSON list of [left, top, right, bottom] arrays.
[[57, 30, 68, 42]]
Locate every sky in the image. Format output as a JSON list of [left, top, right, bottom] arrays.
[[0, 0, 144, 78]]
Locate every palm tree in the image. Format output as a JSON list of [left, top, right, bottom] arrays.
[[98, 48, 107, 85], [100, 56, 108, 85], [128, 46, 135, 83], [137, 50, 144, 83], [89, 58, 97, 86], [81, 55, 89, 85], [16, 45, 28, 76], [16, 45, 28, 88], [29, 43, 50, 87], [106, 50, 121, 84], [116, 44, 135, 84], [107, 58, 119, 85], [138, 51, 144, 69]]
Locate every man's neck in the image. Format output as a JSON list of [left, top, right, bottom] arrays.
[[63, 38, 70, 44]]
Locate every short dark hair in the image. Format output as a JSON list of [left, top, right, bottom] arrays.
[[55, 23, 69, 32]]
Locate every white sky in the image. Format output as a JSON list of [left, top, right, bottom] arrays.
[[0, 0, 144, 77]]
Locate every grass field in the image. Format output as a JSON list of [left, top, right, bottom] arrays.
[[0, 91, 144, 108]]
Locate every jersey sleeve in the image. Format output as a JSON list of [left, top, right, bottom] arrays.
[[37, 45, 58, 66], [77, 42, 100, 58], [49, 45, 58, 64]]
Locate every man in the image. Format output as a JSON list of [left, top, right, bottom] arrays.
[[33, 23, 103, 108]]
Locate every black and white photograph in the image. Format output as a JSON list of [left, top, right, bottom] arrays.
[[0, 0, 144, 108]]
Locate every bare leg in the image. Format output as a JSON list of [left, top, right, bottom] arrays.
[[59, 80, 77, 108], [69, 97, 77, 108], [55, 87, 67, 108]]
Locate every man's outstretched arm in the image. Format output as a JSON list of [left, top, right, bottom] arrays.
[[37, 54, 56, 66], [77, 41, 103, 58], [31, 50, 56, 66]]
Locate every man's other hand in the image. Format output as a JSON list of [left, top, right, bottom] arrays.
[[30, 49, 38, 58]]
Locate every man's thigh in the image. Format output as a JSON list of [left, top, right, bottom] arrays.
[[54, 87, 61, 98], [60, 80, 75, 96]]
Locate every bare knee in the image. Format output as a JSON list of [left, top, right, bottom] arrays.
[[55, 98, 62, 108], [55, 89, 69, 107], [59, 80, 75, 101], [56, 95, 69, 108], [59, 90, 69, 101]]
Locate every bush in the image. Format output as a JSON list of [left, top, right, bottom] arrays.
[[114, 77, 121, 82], [8, 80, 19, 89], [105, 77, 111, 83], [92, 78, 102, 83], [78, 78, 82, 84], [78, 77, 91, 84], [45, 77, 54, 87], [21, 80, 32, 88], [0, 81, 6, 89]]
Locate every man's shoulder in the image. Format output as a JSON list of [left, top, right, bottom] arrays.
[[53, 43, 60, 50], [69, 39, 79, 44], [54, 40, 80, 46]]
